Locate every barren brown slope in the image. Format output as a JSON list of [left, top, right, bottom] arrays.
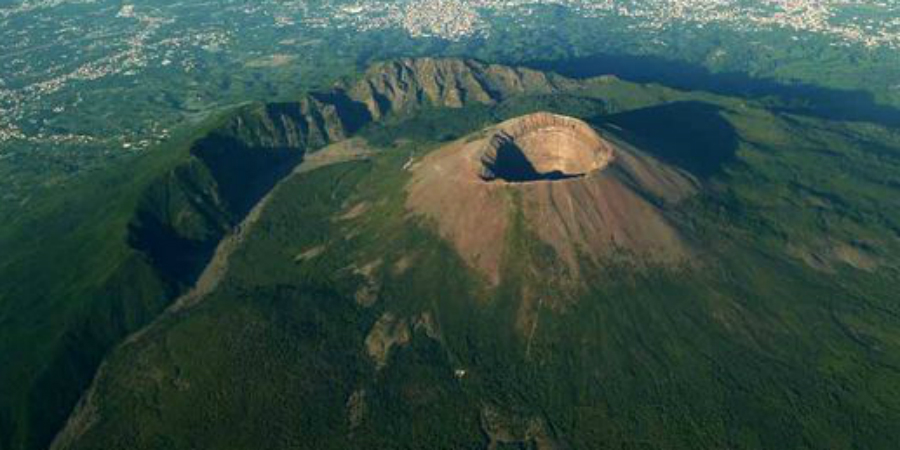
[[406, 112, 698, 285]]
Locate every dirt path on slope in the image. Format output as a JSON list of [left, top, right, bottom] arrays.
[[167, 138, 372, 318], [174, 140, 373, 313]]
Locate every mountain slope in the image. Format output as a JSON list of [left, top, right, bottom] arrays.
[[347, 58, 570, 119], [406, 112, 698, 285], [0, 93, 358, 450], [0, 56, 611, 450], [48, 61, 900, 450]]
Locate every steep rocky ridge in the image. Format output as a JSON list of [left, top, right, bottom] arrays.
[[347, 58, 570, 120]]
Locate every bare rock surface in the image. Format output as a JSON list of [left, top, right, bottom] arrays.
[[348, 58, 569, 120], [365, 313, 411, 370], [406, 112, 699, 285], [352, 259, 382, 307]]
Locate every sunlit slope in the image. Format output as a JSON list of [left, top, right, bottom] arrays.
[[55, 79, 900, 450], [0, 57, 638, 450]]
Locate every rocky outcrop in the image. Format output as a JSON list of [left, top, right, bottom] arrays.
[[365, 313, 412, 370], [221, 97, 351, 150], [348, 58, 568, 120]]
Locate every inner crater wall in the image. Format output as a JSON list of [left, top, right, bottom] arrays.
[[479, 113, 615, 182]]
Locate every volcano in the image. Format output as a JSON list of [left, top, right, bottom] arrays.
[[38, 58, 900, 450], [407, 112, 699, 284]]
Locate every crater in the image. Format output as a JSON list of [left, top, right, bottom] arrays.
[[479, 113, 614, 183], [406, 111, 698, 286]]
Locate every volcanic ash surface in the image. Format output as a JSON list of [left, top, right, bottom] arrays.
[[406, 112, 699, 285]]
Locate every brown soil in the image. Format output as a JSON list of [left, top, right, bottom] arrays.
[[336, 201, 370, 221], [392, 253, 416, 275], [296, 137, 372, 175], [295, 245, 326, 261], [365, 313, 411, 369], [789, 239, 883, 272], [406, 112, 698, 285]]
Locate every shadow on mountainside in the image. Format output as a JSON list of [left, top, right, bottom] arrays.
[[485, 140, 583, 183], [524, 53, 900, 128], [128, 133, 303, 288], [595, 101, 740, 180]]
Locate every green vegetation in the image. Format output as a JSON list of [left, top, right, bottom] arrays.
[[0, 128, 194, 450], [2, 58, 900, 450], [53, 78, 900, 449], [0, 100, 339, 450]]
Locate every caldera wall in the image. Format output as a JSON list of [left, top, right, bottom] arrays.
[[479, 113, 615, 182]]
